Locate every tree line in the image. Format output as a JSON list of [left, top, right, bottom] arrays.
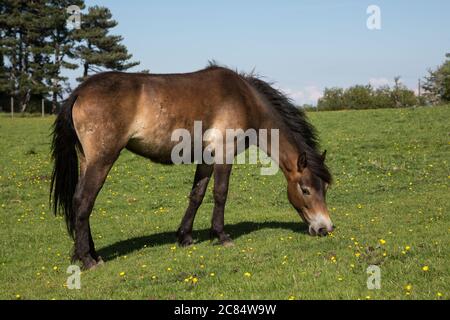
[[311, 54, 450, 111], [316, 76, 419, 111], [0, 0, 140, 113], [1, 1, 448, 114]]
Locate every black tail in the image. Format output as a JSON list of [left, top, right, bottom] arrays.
[[50, 93, 80, 239]]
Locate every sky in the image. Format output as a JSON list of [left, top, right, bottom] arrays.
[[66, 0, 450, 105]]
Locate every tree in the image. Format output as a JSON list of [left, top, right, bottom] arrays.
[[391, 76, 418, 108], [344, 85, 373, 109], [1, 1, 140, 113], [0, 4, 10, 97], [422, 53, 450, 105], [3, 0, 38, 111], [74, 5, 139, 82], [0, 0, 54, 112], [317, 87, 345, 110], [0, 0, 24, 109], [0, 51, 9, 111], [45, 0, 85, 112], [373, 85, 395, 109], [443, 53, 450, 102], [317, 78, 418, 111]]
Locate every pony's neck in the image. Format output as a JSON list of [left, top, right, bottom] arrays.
[[277, 133, 300, 182], [259, 117, 299, 181]]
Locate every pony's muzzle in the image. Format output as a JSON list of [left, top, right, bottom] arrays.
[[308, 218, 334, 236]]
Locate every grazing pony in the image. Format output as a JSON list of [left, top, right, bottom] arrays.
[[50, 64, 333, 269]]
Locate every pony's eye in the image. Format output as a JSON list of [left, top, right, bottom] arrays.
[[301, 188, 310, 195]]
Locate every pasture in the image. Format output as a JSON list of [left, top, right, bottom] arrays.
[[0, 106, 449, 300]]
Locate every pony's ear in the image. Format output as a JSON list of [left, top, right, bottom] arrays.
[[298, 152, 307, 171], [321, 150, 327, 162]]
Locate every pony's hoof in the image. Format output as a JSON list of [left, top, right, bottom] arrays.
[[82, 261, 97, 271], [178, 237, 194, 247], [218, 233, 234, 247], [221, 240, 235, 247], [177, 228, 194, 247], [82, 256, 104, 270], [96, 256, 104, 265], [85, 261, 104, 271]]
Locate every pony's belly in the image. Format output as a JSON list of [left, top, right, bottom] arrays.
[[126, 135, 176, 164], [126, 107, 183, 163]]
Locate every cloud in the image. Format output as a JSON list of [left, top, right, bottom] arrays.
[[368, 77, 393, 88], [369, 77, 419, 95], [279, 86, 323, 106]]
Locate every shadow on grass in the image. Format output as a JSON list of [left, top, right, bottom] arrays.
[[98, 221, 308, 262]]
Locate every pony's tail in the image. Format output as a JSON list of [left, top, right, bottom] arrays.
[[50, 93, 80, 239]]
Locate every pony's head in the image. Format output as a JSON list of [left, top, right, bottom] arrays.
[[287, 150, 333, 236], [242, 72, 333, 236]]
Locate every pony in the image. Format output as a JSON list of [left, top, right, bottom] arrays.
[[50, 64, 333, 269]]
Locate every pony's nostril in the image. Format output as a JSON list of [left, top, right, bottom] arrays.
[[317, 227, 328, 236]]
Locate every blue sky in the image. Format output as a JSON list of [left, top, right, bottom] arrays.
[[68, 0, 450, 105]]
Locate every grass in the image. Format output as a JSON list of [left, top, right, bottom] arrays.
[[0, 106, 449, 300]]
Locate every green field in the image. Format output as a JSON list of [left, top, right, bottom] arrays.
[[0, 106, 449, 300]]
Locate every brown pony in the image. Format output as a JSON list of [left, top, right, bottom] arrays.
[[50, 64, 333, 270]]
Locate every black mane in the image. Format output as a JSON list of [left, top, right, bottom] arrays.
[[242, 73, 332, 184], [203, 62, 332, 183]]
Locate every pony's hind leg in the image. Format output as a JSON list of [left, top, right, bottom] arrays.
[[88, 224, 102, 264], [77, 154, 102, 263], [177, 164, 213, 246], [72, 158, 115, 269], [71, 98, 129, 269], [210, 164, 233, 246]]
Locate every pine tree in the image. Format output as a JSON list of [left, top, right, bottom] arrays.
[[0, 0, 52, 112], [6, 0, 38, 111], [0, 0, 21, 106], [1, 2, 140, 112], [45, 0, 85, 112], [0, 52, 9, 111], [74, 6, 139, 82], [0, 2, 10, 96], [27, 1, 53, 103]]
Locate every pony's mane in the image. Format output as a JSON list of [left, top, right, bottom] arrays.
[[204, 62, 332, 184]]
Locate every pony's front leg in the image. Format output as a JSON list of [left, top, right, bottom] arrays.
[[210, 164, 234, 246], [177, 164, 213, 246]]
